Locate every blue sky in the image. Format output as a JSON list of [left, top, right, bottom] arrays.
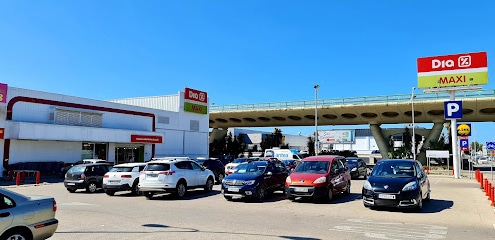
[[1, 1, 495, 145]]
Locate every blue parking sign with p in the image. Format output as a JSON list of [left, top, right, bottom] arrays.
[[460, 138, 469, 150], [444, 100, 462, 119]]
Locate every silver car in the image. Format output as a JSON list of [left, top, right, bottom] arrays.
[[0, 187, 58, 240]]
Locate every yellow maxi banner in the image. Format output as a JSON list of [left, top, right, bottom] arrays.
[[417, 71, 488, 89]]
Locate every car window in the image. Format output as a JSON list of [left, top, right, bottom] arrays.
[[68, 166, 85, 174], [96, 166, 108, 175], [110, 167, 133, 172], [372, 161, 416, 177], [138, 165, 146, 171], [337, 159, 345, 170], [145, 163, 170, 171], [0, 194, 15, 209], [331, 160, 339, 173], [191, 161, 202, 170]]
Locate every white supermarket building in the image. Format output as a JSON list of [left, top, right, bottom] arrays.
[[0, 84, 210, 176]]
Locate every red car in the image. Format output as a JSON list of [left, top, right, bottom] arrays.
[[285, 155, 351, 202]]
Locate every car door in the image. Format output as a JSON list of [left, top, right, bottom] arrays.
[[191, 161, 209, 186], [359, 160, 367, 176], [0, 194, 14, 231], [415, 162, 429, 198], [272, 161, 288, 189], [330, 160, 343, 192], [264, 163, 277, 191]]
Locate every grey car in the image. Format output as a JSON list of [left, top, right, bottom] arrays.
[[0, 187, 59, 240]]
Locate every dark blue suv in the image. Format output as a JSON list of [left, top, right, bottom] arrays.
[[221, 160, 288, 202]]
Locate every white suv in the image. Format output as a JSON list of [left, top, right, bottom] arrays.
[[102, 162, 147, 196], [138, 158, 215, 199]]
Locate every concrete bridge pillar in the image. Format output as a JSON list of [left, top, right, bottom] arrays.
[[416, 120, 445, 164], [369, 123, 390, 160]]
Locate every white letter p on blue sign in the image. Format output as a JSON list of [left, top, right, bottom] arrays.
[[444, 100, 462, 119]]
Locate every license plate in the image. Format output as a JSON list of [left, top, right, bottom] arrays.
[[147, 174, 158, 178], [67, 183, 75, 186], [293, 187, 309, 192], [378, 194, 396, 199], [228, 187, 240, 192], [109, 180, 120, 184]]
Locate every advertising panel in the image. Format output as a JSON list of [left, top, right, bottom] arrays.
[[456, 123, 471, 137], [131, 135, 163, 144], [417, 52, 488, 89], [317, 130, 355, 144], [184, 102, 208, 114], [184, 87, 208, 104]]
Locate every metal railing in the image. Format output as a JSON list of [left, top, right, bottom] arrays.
[[210, 89, 495, 112]]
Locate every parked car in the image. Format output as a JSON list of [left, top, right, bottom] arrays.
[[0, 187, 58, 240], [64, 163, 113, 193], [138, 158, 215, 199], [345, 157, 368, 179], [281, 159, 298, 172], [224, 158, 258, 175], [195, 158, 226, 183], [221, 159, 288, 202], [102, 162, 147, 196], [285, 155, 351, 202], [362, 159, 431, 210], [61, 159, 108, 176]]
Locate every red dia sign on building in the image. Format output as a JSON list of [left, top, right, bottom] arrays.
[[131, 135, 163, 144], [184, 88, 208, 104]]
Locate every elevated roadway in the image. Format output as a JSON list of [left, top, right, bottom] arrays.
[[209, 89, 495, 128]]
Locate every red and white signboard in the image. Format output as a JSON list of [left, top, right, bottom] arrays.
[[184, 87, 208, 104], [131, 135, 163, 144], [417, 52, 488, 89], [417, 52, 487, 73]]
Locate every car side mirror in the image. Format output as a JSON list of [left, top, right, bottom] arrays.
[[266, 171, 273, 176]]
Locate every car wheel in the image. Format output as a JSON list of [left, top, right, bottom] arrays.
[[217, 173, 225, 184], [344, 181, 351, 195], [175, 181, 187, 198], [204, 177, 214, 192], [416, 192, 423, 211], [67, 188, 76, 193], [86, 182, 98, 193], [327, 186, 334, 201], [224, 195, 233, 201], [144, 192, 154, 200], [131, 180, 140, 195], [2, 229, 31, 240], [105, 190, 115, 196], [255, 185, 266, 202]]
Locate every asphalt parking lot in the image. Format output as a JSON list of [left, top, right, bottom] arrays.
[[2, 174, 495, 240]]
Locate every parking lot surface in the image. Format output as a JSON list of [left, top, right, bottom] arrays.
[[3, 175, 495, 240]]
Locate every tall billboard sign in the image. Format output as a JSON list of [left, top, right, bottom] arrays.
[[317, 130, 355, 144], [417, 52, 488, 89], [184, 87, 208, 114]]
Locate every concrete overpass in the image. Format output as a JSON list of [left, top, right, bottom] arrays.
[[209, 89, 495, 160]]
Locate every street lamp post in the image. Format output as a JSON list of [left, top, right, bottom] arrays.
[[314, 84, 320, 156], [411, 87, 416, 161]]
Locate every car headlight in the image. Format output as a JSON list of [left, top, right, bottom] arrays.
[[351, 167, 357, 171], [286, 176, 291, 184], [243, 180, 256, 185], [363, 180, 372, 190], [402, 181, 418, 191], [313, 176, 326, 184]]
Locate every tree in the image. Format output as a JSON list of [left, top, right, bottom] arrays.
[[470, 141, 483, 154]]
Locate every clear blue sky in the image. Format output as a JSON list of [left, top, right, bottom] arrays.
[[1, 1, 495, 145]]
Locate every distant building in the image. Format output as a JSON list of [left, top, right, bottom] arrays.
[[227, 128, 308, 151]]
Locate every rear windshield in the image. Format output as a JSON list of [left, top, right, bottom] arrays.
[[67, 166, 85, 174], [145, 163, 170, 171], [110, 167, 133, 172], [233, 158, 249, 164], [294, 161, 330, 174]]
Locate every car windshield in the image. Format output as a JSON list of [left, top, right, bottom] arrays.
[[371, 161, 416, 178], [110, 167, 133, 172], [67, 166, 85, 174], [235, 162, 266, 174], [233, 158, 249, 164], [145, 163, 170, 171], [294, 161, 329, 174]]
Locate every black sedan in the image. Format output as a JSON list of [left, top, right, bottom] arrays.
[[346, 157, 368, 179], [362, 159, 430, 210], [221, 160, 288, 202]]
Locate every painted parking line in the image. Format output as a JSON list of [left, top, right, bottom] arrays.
[[57, 202, 98, 206], [332, 219, 447, 239]]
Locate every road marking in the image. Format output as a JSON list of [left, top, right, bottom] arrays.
[[434, 179, 441, 185], [58, 202, 98, 206], [332, 219, 448, 239]]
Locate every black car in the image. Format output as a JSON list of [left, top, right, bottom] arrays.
[[346, 157, 368, 179], [195, 158, 226, 183], [362, 159, 431, 210], [64, 163, 112, 193], [221, 160, 288, 202]]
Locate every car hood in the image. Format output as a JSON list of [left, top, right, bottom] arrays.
[[289, 173, 327, 183], [225, 173, 261, 181], [367, 176, 417, 193]]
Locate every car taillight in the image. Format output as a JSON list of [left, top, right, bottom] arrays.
[[53, 200, 57, 212], [121, 174, 132, 178], [81, 173, 86, 179], [159, 171, 175, 175], [103, 174, 109, 178]]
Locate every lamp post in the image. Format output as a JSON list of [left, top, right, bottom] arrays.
[[411, 87, 416, 161], [314, 84, 320, 156]]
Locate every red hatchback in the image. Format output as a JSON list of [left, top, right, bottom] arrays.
[[285, 155, 351, 202]]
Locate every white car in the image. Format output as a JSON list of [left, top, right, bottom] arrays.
[[224, 158, 255, 175], [102, 162, 147, 196], [138, 158, 215, 199]]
